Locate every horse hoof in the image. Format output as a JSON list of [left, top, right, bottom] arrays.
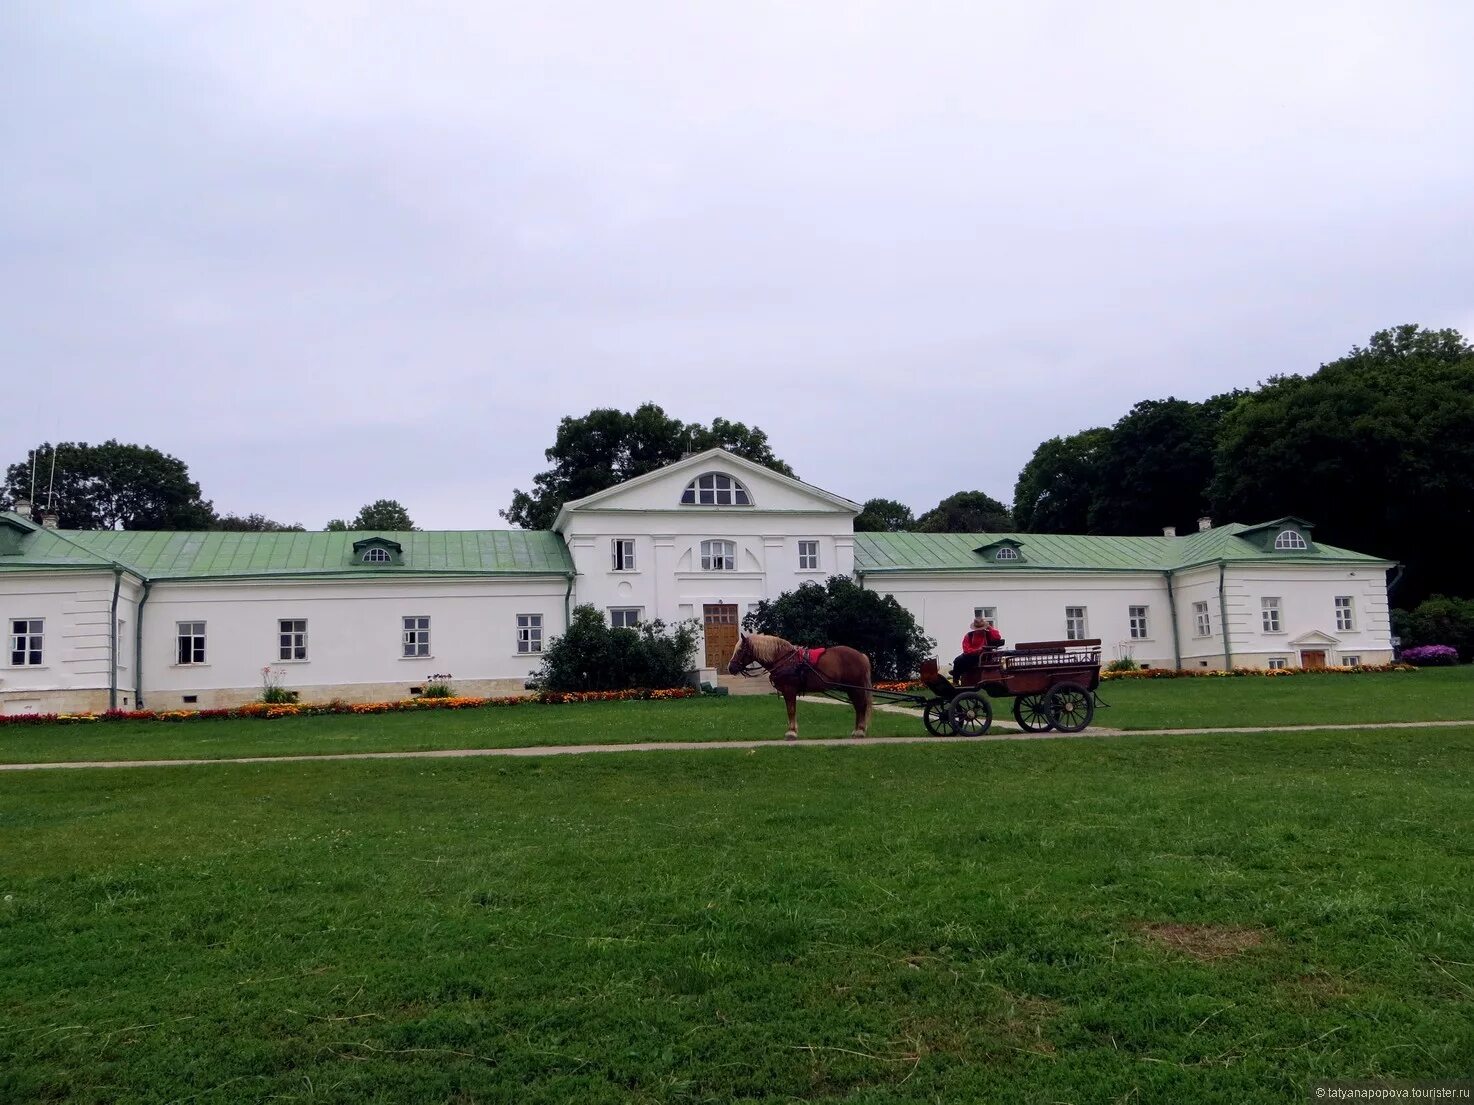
[[784, 732, 797, 742], [851, 730, 866, 739]]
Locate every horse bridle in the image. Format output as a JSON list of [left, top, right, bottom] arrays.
[[736, 637, 800, 678]]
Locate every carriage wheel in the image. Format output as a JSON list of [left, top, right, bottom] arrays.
[[948, 691, 993, 736], [1011, 693, 1054, 732], [922, 699, 951, 736], [1046, 682, 1094, 733]]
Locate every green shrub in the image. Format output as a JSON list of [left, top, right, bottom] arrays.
[[420, 675, 455, 698], [260, 666, 300, 705], [742, 576, 934, 681], [1393, 595, 1474, 662], [1105, 656, 1140, 673], [535, 606, 700, 692]]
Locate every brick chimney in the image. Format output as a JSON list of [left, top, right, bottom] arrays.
[[1197, 516, 1212, 532], [12, 498, 32, 520], [41, 513, 59, 530], [1162, 525, 1177, 537]]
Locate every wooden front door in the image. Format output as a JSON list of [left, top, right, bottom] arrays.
[[1300, 650, 1327, 670], [703, 604, 740, 668]]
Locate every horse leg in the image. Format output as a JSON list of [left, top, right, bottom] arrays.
[[847, 687, 871, 738], [784, 690, 798, 741]]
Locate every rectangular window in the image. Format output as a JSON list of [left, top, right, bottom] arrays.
[[1192, 601, 1211, 637], [609, 608, 642, 629], [700, 539, 735, 571], [9, 618, 43, 666], [1128, 605, 1149, 640], [973, 606, 998, 623], [402, 616, 430, 658], [279, 618, 308, 661], [611, 539, 636, 572], [1335, 595, 1355, 631], [1343, 655, 1361, 667], [1065, 606, 1088, 641], [1261, 597, 1281, 633], [176, 621, 206, 665], [797, 540, 819, 571], [1267, 657, 1287, 670], [517, 614, 543, 653]]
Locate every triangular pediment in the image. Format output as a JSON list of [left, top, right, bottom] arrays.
[[1289, 629, 1340, 647], [554, 449, 859, 530]]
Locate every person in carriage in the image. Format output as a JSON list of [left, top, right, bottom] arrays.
[[951, 616, 1003, 681]]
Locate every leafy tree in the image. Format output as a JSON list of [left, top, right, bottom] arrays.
[[1012, 427, 1112, 533], [1212, 325, 1474, 603], [853, 497, 916, 532], [326, 500, 415, 531], [916, 491, 1013, 533], [212, 513, 305, 532], [534, 605, 699, 690], [1392, 595, 1474, 662], [742, 576, 934, 680], [3, 440, 215, 530], [503, 403, 795, 529]]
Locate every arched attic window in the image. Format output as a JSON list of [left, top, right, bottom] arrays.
[[1273, 529, 1308, 551], [681, 472, 751, 506], [363, 547, 392, 563], [994, 546, 1020, 561]]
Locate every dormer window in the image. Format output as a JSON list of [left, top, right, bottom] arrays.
[[994, 547, 1020, 561], [681, 473, 752, 506], [976, 539, 1025, 563], [1273, 530, 1308, 551], [352, 537, 403, 566]]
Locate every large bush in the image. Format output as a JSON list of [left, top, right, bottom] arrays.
[[534, 605, 700, 691], [742, 576, 934, 681], [1393, 594, 1474, 662]]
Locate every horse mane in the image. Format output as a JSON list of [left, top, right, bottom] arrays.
[[744, 633, 793, 665]]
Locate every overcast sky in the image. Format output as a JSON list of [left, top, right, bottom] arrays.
[[4, 2, 1472, 529]]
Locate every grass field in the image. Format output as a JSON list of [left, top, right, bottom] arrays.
[[3, 729, 1471, 1103], [1, 667, 1471, 766]]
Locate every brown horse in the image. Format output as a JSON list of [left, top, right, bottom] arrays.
[[728, 633, 872, 741]]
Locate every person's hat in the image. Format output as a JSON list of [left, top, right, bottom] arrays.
[[971, 616, 989, 630]]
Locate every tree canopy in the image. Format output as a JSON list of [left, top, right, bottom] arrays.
[[212, 513, 305, 532], [326, 500, 416, 531], [3, 441, 215, 530], [1011, 427, 1111, 533], [853, 498, 916, 532], [915, 491, 1013, 533], [502, 403, 795, 529]]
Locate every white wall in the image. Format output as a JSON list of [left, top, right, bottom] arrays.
[[139, 575, 569, 706], [1226, 564, 1393, 665]]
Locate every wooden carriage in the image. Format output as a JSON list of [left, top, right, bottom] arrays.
[[917, 638, 1103, 735]]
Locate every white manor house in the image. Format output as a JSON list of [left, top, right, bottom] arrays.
[[1, 449, 1395, 714]]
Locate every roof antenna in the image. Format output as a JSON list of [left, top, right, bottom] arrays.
[[45, 444, 60, 511]]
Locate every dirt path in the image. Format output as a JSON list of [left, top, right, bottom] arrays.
[[1, 718, 1471, 772]]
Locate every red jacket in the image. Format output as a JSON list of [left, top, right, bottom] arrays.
[[961, 627, 999, 654]]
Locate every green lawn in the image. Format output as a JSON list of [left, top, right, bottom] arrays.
[[0, 668, 1470, 765], [3, 729, 1471, 1103]]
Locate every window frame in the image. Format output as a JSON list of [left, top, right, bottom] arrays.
[[1064, 606, 1088, 641], [176, 620, 207, 666], [994, 546, 1020, 561], [1261, 597, 1282, 633], [700, 539, 736, 571], [402, 615, 431, 658], [680, 472, 753, 507], [1273, 529, 1308, 551], [1128, 605, 1150, 640], [609, 607, 643, 629], [1267, 657, 1288, 670], [611, 538, 637, 572], [973, 606, 998, 623], [278, 618, 308, 662], [362, 547, 392, 564], [516, 613, 544, 654], [1334, 595, 1355, 632], [1192, 601, 1211, 638], [1342, 654, 1362, 667], [797, 539, 819, 571], [9, 617, 44, 667]]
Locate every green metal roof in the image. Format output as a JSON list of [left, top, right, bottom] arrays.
[[0, 516, 574, 579], [854, 524, 1392, 574]]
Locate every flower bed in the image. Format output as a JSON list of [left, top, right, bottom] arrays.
[[1101, 663, 1415, 681], [1399, 645, 1460, 667], [0, 687, 699, 727]]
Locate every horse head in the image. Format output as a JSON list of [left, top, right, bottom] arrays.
[[727, 634, 752, 675]]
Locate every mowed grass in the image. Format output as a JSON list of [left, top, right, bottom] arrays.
[[2, 667, 1472, 765], [1100, 666, 1474, 730], [3, 729, 1472, 1104]]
